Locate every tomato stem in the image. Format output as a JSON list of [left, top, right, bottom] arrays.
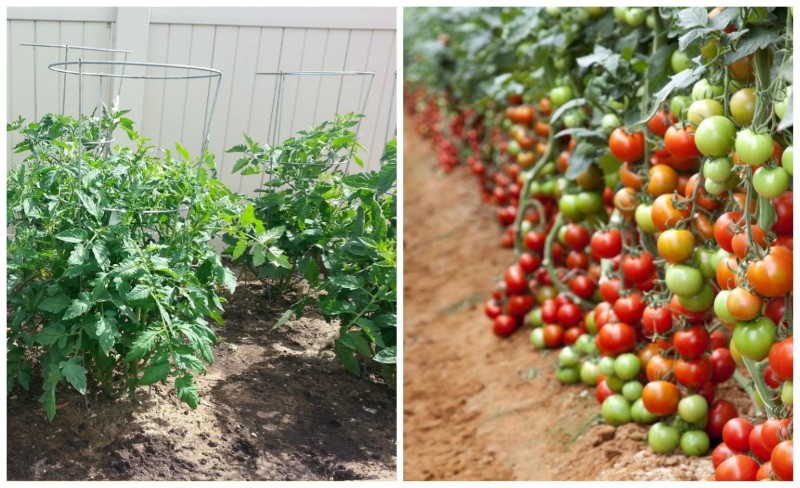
[[513, 131, 557, 253]]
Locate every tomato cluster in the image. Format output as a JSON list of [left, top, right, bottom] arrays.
[[407, 6, 792, 481]]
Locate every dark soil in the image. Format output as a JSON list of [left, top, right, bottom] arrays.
[[402, 117, 752, 481], [7, 282, 396, 481]]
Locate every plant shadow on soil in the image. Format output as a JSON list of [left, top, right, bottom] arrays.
[[7, 283, 396, 481]]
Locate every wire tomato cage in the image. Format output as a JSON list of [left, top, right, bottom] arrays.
[[43, 58, 224, 217], [254, 70, 375, 185]]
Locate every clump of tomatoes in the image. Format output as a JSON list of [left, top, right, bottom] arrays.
[[408, 6, 792, 481]]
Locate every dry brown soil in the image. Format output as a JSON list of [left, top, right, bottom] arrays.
[[7, 283, 396, 481], [402, 117, 750, 481]]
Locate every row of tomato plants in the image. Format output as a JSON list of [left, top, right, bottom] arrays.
[[405, 6, 792, 481], [7, 108, 396, 420]]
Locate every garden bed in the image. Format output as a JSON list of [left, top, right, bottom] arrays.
[[7, 281, 396, 481]]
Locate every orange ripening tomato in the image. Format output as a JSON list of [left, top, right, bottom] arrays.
[[647, 164, 679, 197], [619, 162, 643, 190], [651, 193, 689, 231], [746, 246, 792, 297]]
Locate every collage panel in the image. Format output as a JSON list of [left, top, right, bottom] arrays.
[[5, 6, 397, 481], [403, 6, 794, 482]]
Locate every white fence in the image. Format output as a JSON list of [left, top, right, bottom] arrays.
[[6, 7, 397, 194]]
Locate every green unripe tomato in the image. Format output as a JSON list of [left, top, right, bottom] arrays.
[[686, 99, 724, 127], [646, 14, 655, 30], [734, 129, 774, 166], [681, 430, 710, 456], [677, 394, 708, 423], [545, 7, 561, 18], [598, 356, 616, 377], [691, 79, 724, 101], [603, 172, 619, 189], [678, 282, 715, 312], [601, 395, 632, 426], [732, 317, 776, 361], [774, 86, 792, 120], [648, 422, 680, 453], [694, 115, 736, 157], [622, 380, 644, 402], [631, 398, 659, 424], [625, 8, 646, 27], [704, 178, 728, 195], [665, 264, 704, 297], [670, 95, 692, 119], [556, 366, 581, 384], [530, 328, 546, 349], [575, 8, 590, 23], [528, 307, 543, 328], [753, 166, 790, 198], [604, 374, 625, 393], [563, 109, 584, 128], [701, 40, 720, 60], [613, 353, 641, 380], [671, 50, 693, 73], [558, 194, 583, 221], [574, 333, 595, 354], [634, 204, 658, 234], [781, 380, 793, 405], [601, 113, 621, 134], [576, 191, 604, 215], [587, 7, 605, 17], [714, 290, 736, 324], [580, 361, 600, 386], [729, 87, 756, 126], [613, 7, 628, 21], [559, 346, 581, 368], [550, 85, 574, 107], [507, 139, 521, 156], [782, 145, 793, 175], [703, 157, 732, 183], [584, 311, 598, 334], [540, 162, 556, 177], [520, 220, 532, 235]]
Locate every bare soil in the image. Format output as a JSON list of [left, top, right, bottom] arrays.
[[7, 283, 396, 481], [402, 118, 751, 481]]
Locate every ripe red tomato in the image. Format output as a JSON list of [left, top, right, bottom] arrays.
[[641, 380, 680, 416], [524, 230, 546, 252], [598, 277, 621, 304], [709, 348, 736, 384], [593, 302, 615, 330], [563, 325, 586, 345], [596, 379, 614, 404], [541, 298, 559, 324], [519, 253, 542, 274], [768, 336, 793, 381], [642, 306, 673, 336], [756, 461, 772, 481], [712, 443, 736, 468], [750, 423, 773, 461], [714, 211, 742, 252], [674, 326, 711, 358], [566, 250, 589, 270], [710, 330, 730, 351], [722, 418, 754, 452], [761, 417, 791, 452], [707, 400, 737, 439], [771, 440, 793, 481], [563, 223, 590, 250], [596, 322, 637, 356], [557, 302, 582, 328], [764, 297, 786, 326], [675, 356, 712, 388], [647, 110, 675, 136], [763, 365, 782, 389], [731, 225, 767, 259], [771, 191, 792, 235], [507, 294, 534, 316], [493, 315, 517, 337], [608, 128, 645, 162], [664, 125, 701, 159], [621, 252, 655, 284], [568, 275, 596, 300], [591, 229, 622, 258], [484, 300, 502, 319], [613, 294, 645, 324], [715, 454, 759, 481], [505, 264, 528, 294]]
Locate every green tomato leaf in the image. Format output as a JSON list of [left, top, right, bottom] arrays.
[[38, 294, 72, 313], [59, 357, 88, 394], [63, 298, 91, 320], [175, 374, 199, 409], [55, 228, 88, 243], [138, 361, 171, 386]]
